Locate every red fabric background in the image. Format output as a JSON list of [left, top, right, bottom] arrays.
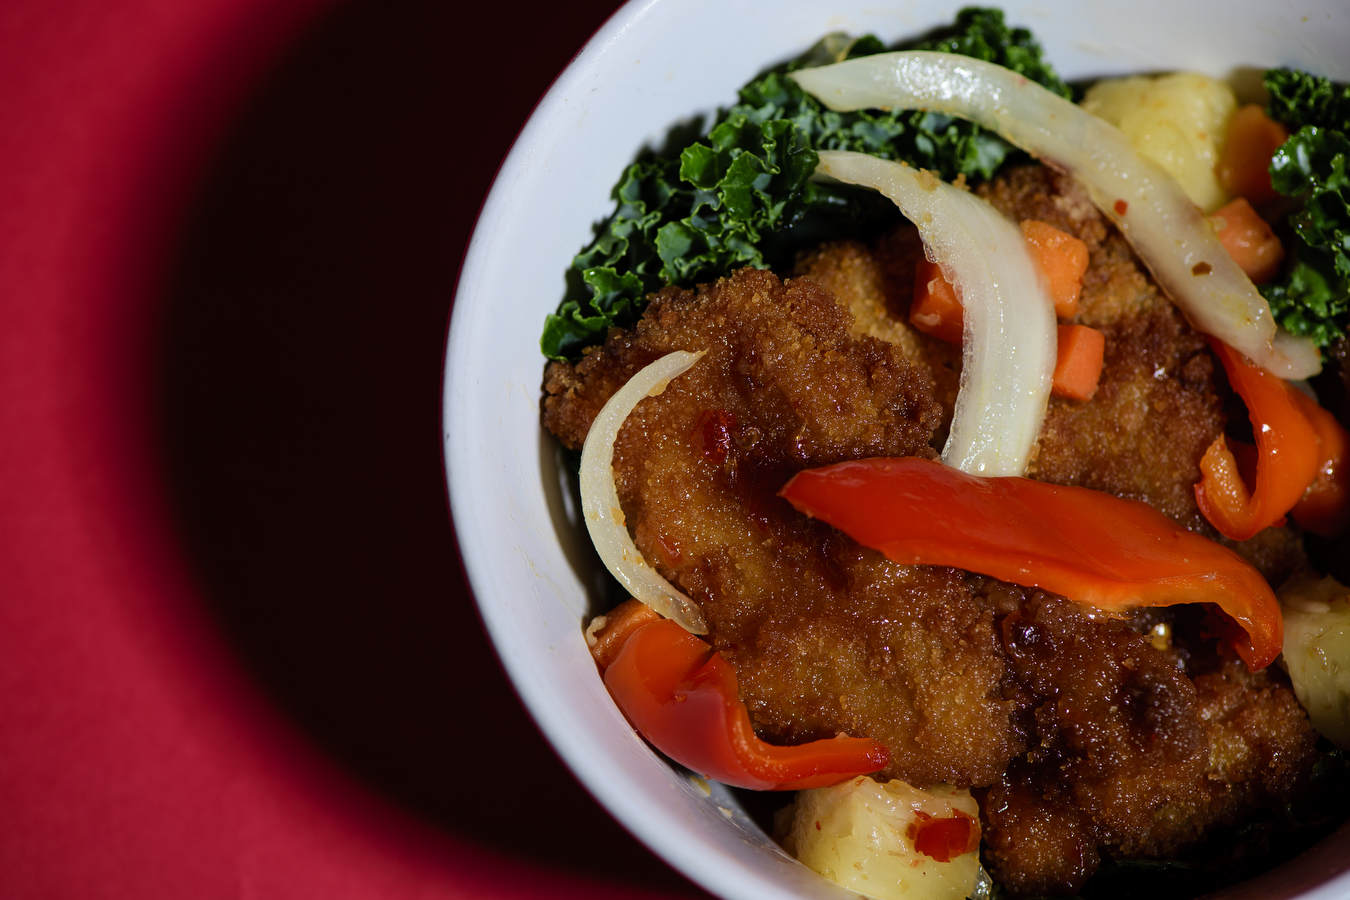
[[0, 0, 701, 896]]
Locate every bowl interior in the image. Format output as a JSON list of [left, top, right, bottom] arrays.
[[443, 2, 1350, 898]]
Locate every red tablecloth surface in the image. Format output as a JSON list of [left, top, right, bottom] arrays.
[[0, 0, 703, 896]]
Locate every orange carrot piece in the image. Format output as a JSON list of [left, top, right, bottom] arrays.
[[1216, 104, 1289, 206], [587, 598, 661, 670], [1210, 197, 1286, 284], [1052, 324, 1105, 401], [910, 258, 964, 344], [1020, 220, 1089, 318]]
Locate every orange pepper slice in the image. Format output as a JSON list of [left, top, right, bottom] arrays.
[[603, 619, 890, 790], [1289, 388, 1350, 536], [1195, 340, 1321, 541], [780, 457, 1281, 669]]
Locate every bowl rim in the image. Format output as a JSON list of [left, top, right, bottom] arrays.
[[443, 2, 1350, 898]]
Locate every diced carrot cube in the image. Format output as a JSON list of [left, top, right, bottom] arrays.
[[1021, 219, 1089, 318], [910, 258, 964, 344], [1052, 324, 1105, 401], [1210, 197, 1286, 284], [1216, 105, 1289, 206]]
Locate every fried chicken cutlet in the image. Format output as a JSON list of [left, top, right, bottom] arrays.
[[542, 164, 1320, 895]]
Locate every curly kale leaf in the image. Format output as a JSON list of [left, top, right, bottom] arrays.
[[1261, 243, 1350, 348], [1266, 67, 1350, 134], [542, 7, 1069, 360], [1260, 69, 1350, 349], [1270, 125, 1350, 279]]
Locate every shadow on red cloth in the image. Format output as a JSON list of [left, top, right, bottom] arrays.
[[156, 0, 705, 894]]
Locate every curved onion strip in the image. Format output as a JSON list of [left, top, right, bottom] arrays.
[[816, 150, 1056, 476], [792, 52, 1321, 380], [579, 350, 708, 634]]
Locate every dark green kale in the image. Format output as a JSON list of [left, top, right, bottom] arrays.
[[1261, 70, 1350, 348], [1261, 243, 1350, 348], [541, 7, 1069, 360], [1266, 67, 1350, 134]]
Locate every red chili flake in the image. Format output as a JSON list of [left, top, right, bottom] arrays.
[[908, 810, 980, 863], [691, 409, 738, 466], [1192, 261, 1212, 275], [815, 820, 822, 831], [1114, 199, 1129, 216]]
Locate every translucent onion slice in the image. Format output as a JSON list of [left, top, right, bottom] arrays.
[[579, 350, 708, 634], [792, 52, 1321, 380], [815, 150, 1056, 476]]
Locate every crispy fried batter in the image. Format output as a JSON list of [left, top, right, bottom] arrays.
[[977, 589, 1317, 894], [794, 230, 962, 438], [544, 267, 940, 462], [542, 165, 1323, 897], [546, 268, 1021, 786]]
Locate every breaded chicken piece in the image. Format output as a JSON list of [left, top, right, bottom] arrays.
[[542, 167, 1322, 897], [545, 268, 1024, 786], [794, 230, 961, 439], [978, 590, 1317, 895]]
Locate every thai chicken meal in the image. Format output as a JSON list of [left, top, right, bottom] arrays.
[[538, 9, 1350, 898]]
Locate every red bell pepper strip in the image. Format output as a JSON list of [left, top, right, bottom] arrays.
[[1289, 387, 1350, 536], [779, 457, 1281, 669], [1195, 340, 1321, 541], [603, 618, 890, 790], [588, 598, 662, 670]]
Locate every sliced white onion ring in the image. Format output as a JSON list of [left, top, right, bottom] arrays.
[[792, 52, 1322, 380], [816, 150, 1056, 476], [579, 350, 708, 634]]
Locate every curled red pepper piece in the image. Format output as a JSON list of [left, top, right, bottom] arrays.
[[603, 618, 890, 790], [779, 457, 1281, 669], [1289, 387, 1350, 536], [1195, 340, 1320, 541]]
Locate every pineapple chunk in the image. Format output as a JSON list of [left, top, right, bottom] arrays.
[[1081, 72, 1236, 213], [781, 776, 984, 900], [1280, 571, 1350, 749]]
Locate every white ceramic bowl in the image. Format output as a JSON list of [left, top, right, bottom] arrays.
[[444, 3, 1350, 898]]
